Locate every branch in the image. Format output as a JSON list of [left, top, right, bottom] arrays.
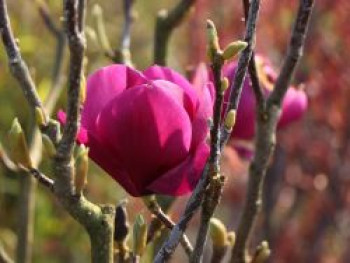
[[269, 0, 314, 105], [242, 0, 264, 106], [56, 0, 85, 160], [36, 0, 61, 37], [221, 0, 261, 144], [154, 0, 196, 65], [145, 198, 193, 258], [154, 164, 210, 263], [230, 1, 314, 262], [0, 0, 46, 119], [191, 21, 226, 262], [113, 0, 135, 65]]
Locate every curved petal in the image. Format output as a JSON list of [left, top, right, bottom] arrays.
[[143, 65, 193, 91], [146, 141, 210, 195], [81, 65, 147, 136], [152, 79, 198, 120], [191, 64, 215, 149], [278, 87, 308, 128], [96, 84, 193, 195]]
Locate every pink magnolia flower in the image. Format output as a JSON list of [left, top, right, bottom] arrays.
[[60, 65, 213, 197], [193, 56, 308, 141]]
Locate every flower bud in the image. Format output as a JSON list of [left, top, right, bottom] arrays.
[[74, 145, 89, 195], [227, 231, 236, 247], [222, 41, 248, 61], [220, 77, 229, 94], [80, 75, 87, 104], [224, 110, 237, 130], [206, 20, 220, 61], [35, 107, 46, 127], [252, 241, 271, 263], [42, 134, 56, 157], [209, 218, 228, 248], [133, 214, 147, 256], [115, 202, 129, 243], [7, 118, 32, 169]]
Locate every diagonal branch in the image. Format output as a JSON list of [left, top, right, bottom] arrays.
[[221, 0, 261, 145], [269, 0, 314, 105], [154, 0, 196, 65], [242, 0, 264, 106]]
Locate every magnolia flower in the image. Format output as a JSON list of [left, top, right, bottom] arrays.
[[60, 65, 213, 197], [193, 56, 308, 141]]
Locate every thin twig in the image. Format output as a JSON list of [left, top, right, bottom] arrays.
[[242, 0, 264, 106], [230, 1, 314, 262], [221, 0, 261, 145], [145, 199, 193, 258], [269, 0, 314, 106], [191, 32, 226, 263], [154, 0, 196, 65]]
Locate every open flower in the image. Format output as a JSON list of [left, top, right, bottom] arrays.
[[60, 65, 213, 197]]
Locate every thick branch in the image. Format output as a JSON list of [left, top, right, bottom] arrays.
[[154, 0, 196, 65], [230, 106, 279, 263], [269, 0, 314, 105], [57, 0, 85, 160]]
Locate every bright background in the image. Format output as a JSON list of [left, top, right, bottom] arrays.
[[1, 0, 349, 262]]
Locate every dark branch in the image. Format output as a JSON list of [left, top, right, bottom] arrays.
[[221, 0, 261, 144], [154, 164, 210, 263], [36, 0, 61, 37], [269, 0, 314, 106], [154, 0, 196, 65], [57, 0, 85, 159], [146, 200, 193, 257], [242, 0, 264, 105], [191, 36, 225, 263], [28, 168, 54, 192]]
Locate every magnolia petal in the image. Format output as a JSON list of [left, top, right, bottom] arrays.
[[82, 65, 147, 136], [278, 87, 308, 128], [146, 141, 209, 195], [96, 84, 193, 195], [143, 65, 193, 91]]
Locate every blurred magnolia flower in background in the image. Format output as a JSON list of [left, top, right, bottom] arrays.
[[192, 56, 308, 158]]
